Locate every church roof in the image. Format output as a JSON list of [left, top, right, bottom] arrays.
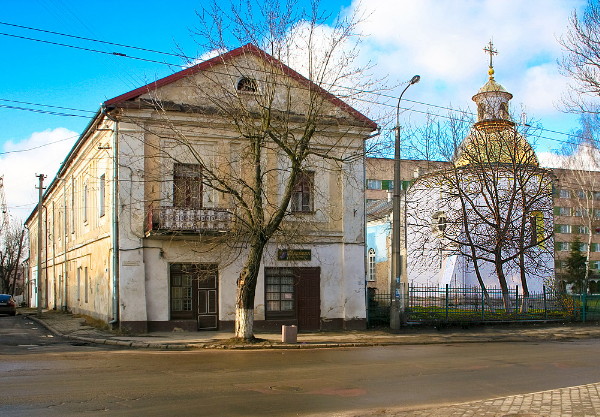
[[455, 43, 537, 167], [477, 78, 510, 94]]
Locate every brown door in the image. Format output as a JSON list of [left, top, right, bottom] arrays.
[[196, 265, 218, 330], [296, 267, 320, 330]]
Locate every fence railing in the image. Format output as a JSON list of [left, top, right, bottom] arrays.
[[367, 285, 576, 326]]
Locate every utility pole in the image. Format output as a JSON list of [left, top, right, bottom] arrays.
[[390, 75, 420, 330], [36, 174, 46, 317]]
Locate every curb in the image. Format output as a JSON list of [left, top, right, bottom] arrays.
[[21, 313, 600, 351]]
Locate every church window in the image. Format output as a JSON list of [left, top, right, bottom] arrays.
[[432, 212, 447, 236], [529, 211, 544, 246], [500, 102, 509, 119]]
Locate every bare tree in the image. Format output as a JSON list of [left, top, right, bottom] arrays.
[[556, 113, 600, 293], [0, 220, 27, 296], [407, 111, 554, 311], [112, 0, 380, 339], [559, 0, 600, 114]]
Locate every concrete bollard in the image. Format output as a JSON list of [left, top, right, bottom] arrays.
[[281, 325, 297, 343]]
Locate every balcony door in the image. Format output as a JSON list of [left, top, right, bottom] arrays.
[[170, 263, 219, 330], [173, 163, 202, 208]]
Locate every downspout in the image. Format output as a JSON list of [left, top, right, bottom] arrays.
[[43, 205, 48, 309], [62, 179, 68, 312], [102, 106, 119, 326], [363, 142, 369, 327]]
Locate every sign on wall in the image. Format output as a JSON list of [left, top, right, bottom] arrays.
[[277, 249, 311, 261]]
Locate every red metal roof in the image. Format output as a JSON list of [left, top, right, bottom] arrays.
[[104, 43, 377, 130]]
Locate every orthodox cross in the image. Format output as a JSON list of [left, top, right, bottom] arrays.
[[483, 40, 498, 69]]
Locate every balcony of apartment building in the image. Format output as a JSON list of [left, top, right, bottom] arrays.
[[145, 163, 234, 236], [146, 205, 234, 236]]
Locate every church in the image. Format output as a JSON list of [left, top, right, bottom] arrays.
[[405, 43, 555, 297]]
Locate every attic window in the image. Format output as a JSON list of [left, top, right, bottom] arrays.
[[236, 77, 257, 93]]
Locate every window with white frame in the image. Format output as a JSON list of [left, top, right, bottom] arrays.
[[575, 225, 589, 235], [559, 189, 571, 198], [555, 224, 570, 234], [555, 241, 570, 251], [366, 179, 382, 190], [555, 206, 571, 216], [368, 249, 376, 281]]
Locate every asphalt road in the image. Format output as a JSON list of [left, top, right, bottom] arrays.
[[1, 314, 600, 416]]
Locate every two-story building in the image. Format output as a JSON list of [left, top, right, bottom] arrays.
[[26, 44, 377, 332]]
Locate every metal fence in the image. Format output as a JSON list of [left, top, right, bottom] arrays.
[[367, 285, 577, 327], [574, 294, 600, 322]]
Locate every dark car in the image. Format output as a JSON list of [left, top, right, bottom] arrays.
[[0, 294, 17, 316]]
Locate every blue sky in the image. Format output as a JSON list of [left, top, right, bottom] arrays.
[[0, 0, 589, 219]]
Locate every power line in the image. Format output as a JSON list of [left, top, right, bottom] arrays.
[[0, 104, 92, 118], [0, 32, 178, 66], [0, 22, 588, 149], [0, 134, 79, 156], [0, 21, 190, 59], [0, 98, 96, 114]]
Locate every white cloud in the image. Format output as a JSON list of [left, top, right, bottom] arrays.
[[345, 0, 586, 140], [0, 128, 78, 222]]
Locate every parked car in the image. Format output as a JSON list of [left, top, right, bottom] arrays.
[[0, 294, 17, 316]]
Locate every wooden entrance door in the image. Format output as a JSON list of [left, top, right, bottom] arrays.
[[196, 265, 218, 330], [296, 267, 321, 330]]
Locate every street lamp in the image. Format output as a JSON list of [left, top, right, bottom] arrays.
[[390, 74, 420, 329]]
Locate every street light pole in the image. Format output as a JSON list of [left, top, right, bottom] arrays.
[[390, 75, 420, 330]]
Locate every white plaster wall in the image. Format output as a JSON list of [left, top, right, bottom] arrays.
[[406, 174, 553, 294], [117, 127, 148, 323]]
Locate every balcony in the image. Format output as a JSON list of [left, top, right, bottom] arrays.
[[147, 206, 234, 235]]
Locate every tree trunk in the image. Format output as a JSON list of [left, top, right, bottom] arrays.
[[495, 261, 511, 312], [234, 239, 265, 340]]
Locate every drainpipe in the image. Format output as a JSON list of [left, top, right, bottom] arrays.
[[63, 178, 68, 312], [102, 106, 119, 326]]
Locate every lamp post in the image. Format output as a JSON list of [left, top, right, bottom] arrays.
[[390, 74, 420, 329]]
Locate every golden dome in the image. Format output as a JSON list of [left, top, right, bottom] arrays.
[[454, 125, 539, 168]]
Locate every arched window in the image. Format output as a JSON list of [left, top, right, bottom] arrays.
[[236, 77, 257, 93], [368, 248, 376, 282]]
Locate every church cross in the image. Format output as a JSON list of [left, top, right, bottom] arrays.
[[484, 40, 498, 69]]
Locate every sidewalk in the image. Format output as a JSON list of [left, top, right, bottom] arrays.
[[21, 308, 600, 350]]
